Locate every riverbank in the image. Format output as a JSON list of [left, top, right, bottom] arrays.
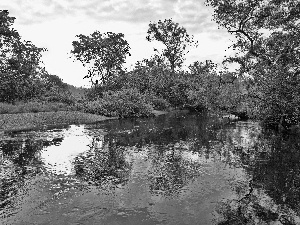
[[0, 111, 116, 133], [0, 110, 168, 133]]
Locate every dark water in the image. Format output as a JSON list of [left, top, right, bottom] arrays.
[[1, 111, 300, 225]]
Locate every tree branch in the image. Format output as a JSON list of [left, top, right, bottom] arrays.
[[228, 29, 259, 57]]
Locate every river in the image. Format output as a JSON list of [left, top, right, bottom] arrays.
[[0, 111, 299, 224]]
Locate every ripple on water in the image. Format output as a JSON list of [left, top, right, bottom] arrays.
[[1, 113, 299, 224]]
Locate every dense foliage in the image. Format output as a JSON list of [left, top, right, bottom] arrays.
[[206, 0, 300, 128], [81, 88, 153, 118]]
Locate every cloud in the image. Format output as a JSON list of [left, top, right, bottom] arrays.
[[0, 0, 223, 36], [172, 0, 217, 34]]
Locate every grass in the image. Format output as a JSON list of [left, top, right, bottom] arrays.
[[0, 100, 169, 133], [0, 111, 115, 132]]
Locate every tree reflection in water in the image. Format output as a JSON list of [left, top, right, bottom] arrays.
[[1, 113, 300, 224], [147, 142, 206, 196], [73, 136, 131, 186], [0, 138, 63, 210], [82, 114, 300, 224], [214, 132, 300, 225]]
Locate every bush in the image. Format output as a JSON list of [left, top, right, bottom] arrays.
[[144, 92, 170, 110], [82, 88, 154, 118]]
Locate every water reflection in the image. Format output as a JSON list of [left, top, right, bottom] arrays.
[[40, 125, 93, 175], [214, 132, 300, 225], [0, 112, 299, 224], [73, 137, 131, 186], [0, 138, 50, 210]]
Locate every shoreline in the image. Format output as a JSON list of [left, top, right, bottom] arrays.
[[0, 110, 169, 133], [0, 111, 117, 133]]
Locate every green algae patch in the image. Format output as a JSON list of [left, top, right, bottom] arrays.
[[0, 111, 116, 133]]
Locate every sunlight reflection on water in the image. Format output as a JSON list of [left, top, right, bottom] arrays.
[[3, 113, 296, 224], [40, 125, 95, 175]]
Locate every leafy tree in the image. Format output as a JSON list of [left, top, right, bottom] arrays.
[[187, 61, 221, 110], [0, 10, 20, 52], [206, 0, 300, 127], [128, 55, 171, 93], [146, 18, 198, 72], [0, 10, 46, 103], [71, 31, 131, 85]]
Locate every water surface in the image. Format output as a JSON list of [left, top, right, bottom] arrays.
[[1, 111, 299, 224]]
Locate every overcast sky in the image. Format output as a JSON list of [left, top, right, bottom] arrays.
[[0, 0, 235, 87]]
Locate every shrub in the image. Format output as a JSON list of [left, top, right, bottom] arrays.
[[82, 88, 154, 118], [144, 92, 170, 110]]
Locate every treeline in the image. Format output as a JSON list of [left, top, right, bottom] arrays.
[[0, 10, 76, 107], [70, 18, 248, 118], [206, 0, 300, 129], [1, 0, 300, 130]]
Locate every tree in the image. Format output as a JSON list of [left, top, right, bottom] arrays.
[[206, 0, 300, 127], [71, 31, 131, 85], [0, 10, 46, 102], [146, 18, 198, 72], [0, 10, 20, 51]]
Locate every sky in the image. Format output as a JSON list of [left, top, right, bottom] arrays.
[[0, 0, 235, 87]]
